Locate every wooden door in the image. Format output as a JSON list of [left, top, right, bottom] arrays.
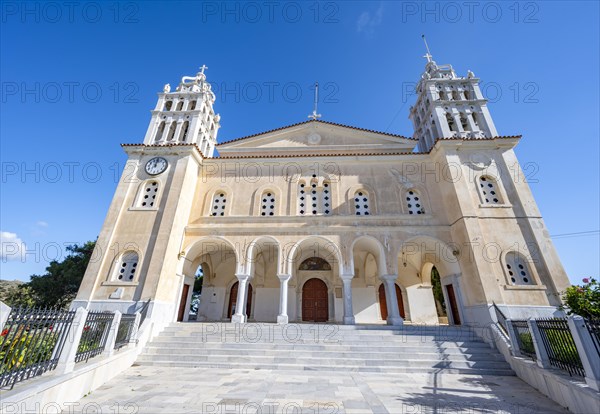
[[446, 284, 461, 325], [302, 278, 328, 322], [379, 284, 405, 320], [177, 283, 190, 322], [227, 281, 253, 319]]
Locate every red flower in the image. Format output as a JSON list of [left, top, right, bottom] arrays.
[[1, 329, 8, 336], [48, 325, 53, 331], [582, 278, 590, 284], [83, 326, 90, 332]]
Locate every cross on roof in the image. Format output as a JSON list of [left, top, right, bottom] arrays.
[[199, 64, 208, 75]]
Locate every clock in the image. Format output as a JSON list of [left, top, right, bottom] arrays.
[[145, 157, 168, 175]]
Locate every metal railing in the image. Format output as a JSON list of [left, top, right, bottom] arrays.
[[0, 307, 75, 389], [536, 318, 585, 377], [114, 314, 137, 350], [491, 303, 509, 336], [583, 317, 600, 357], [74, 312, 114, 363], [138, 299, 151, 326], [510, 320, 536, 360]]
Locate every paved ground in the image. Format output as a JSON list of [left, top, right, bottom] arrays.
[[66, 365, 567, 414]]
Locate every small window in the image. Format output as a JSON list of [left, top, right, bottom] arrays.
[[176, 101, 184, 111], [261, 191, 276, 216], [211, 192, 227, 216], [479, 176, 503, 204], [322, 180, 331, 215], [188, 100, 197, 111], [446, 113, 457, 132], [164, 101, 172, 111], [112, 251, 139, 282], [406, 190, 424, 215], [166, 122, 177, 141], [154, 122, 165, 142], [298, 181, 306, 215], [354, 190, 370, 216], [505, 252, 535, 285], [137, 181, 159, 208], [460, 114, 469, 131], [180, 121, 189, 142]]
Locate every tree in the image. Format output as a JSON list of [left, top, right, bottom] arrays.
[[22, 241, 96, 309], [560, 277, 600, 319]]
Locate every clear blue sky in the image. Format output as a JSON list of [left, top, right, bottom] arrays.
[[1, 1, 598, 285]]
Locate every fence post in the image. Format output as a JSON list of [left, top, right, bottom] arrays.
[[528, 318, 551, 369], [103, 311, 122, 357], [56, 307, 88, 374], [567, 315, 600, 391], [506, 319, 522, 357], [0, 301, 11, 332]]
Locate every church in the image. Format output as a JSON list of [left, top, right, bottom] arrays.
[[73, 55, 570, 329]]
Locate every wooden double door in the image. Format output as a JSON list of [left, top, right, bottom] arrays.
[[302, 278, 328, 322], [227, 281, 253, 319], [378, 283, 406, 320]]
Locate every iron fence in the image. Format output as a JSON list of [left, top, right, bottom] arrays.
[[584, 317, 600, 357], [0, 307, 75, 389], [74, 312, 114, 363], [536, 318, 585, 377], [510, 320, 536, 360], [114, 314, 137, 350], [492, 303, 509, 337], [138, 299, 150, 326]]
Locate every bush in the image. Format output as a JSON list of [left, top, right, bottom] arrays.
[[560, 277, 600, 319]]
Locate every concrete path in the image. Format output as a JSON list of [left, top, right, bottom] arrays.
[[65, 365, 567, 413]]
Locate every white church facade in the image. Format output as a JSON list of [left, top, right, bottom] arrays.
[[73, 57, 571, 328]]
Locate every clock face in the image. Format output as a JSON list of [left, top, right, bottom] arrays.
[[145, 157, 168, 175]]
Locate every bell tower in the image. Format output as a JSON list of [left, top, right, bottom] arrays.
[[143, 65, 221, 157], [409, 40, 498, 152]]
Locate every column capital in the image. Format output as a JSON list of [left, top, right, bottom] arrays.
[[380, 274, 398, 282], [340, 274, 354, 282], [235, 274, 250, 282], [277, 274, 292, 282]]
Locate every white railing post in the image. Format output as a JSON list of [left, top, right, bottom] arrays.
[[103, 311, 122, 357], [56, 307, 88, 374], [0, 301, 11, 332], [528, 318, 551, 369], [506, 319, 522, 357], [567, 315, 600, 391]]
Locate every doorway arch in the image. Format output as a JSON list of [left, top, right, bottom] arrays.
[[378, 283, 405, 320], [302, 278, 328, 322], [227, 281, 253, 319]]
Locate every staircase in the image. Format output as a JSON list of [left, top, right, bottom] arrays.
[[135, 322, 514, 376]]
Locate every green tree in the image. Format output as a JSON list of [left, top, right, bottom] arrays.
[[560, 278, 600, 319], [2, 283, 35, 308], [23, 241, 96, 309]]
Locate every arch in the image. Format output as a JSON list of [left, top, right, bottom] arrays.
[[299, 257, 331, 271], [188, 100, 197, 111], [165, 122, 177, 141], [251, 184, 283, 217], [399, 235, 461, 282], [227, 280, 253, 319], [302, 278, 328, 322], [180, 236, 240, 277], [210, 190, 229, 217], [154, 121, 166, 142], [477, 174, 504, 205], [346, 184, 377, 216], [245, 235, 282, 276], [285, 236, 343, 276], [176, 101, 184, 111], [163, 101, 173, 111], [179, 121, 189, 142], [405, 188, 425, 215], [350, 235, 386, 278], [201, 185, 234, 216]]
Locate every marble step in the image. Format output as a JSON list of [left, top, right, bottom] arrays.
[[133, 359, 515, 376], [142, 347, 505, 362]]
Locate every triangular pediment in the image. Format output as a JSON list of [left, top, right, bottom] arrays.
[[216, 120, 416, 157]]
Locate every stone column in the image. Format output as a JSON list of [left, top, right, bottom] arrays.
[[232, 274, 249, 324], [57, 307, 88, 374], [381, 275, 403, 326], [103, 311, 122, 357], [340, 275, 355, 325], [528, 318, 551, 369], [277, 274, 291, 324]]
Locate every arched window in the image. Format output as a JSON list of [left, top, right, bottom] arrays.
[[298, 181, 307, 215], [180, 121, 189, 142], [188, 100, 197, 111], [261, 191, 276, 216], [154, 122, 166, 142], [471, 112, 480, 128], [299, 257, 331, 271], [505, 252, 535, 285], [478, 176, 503, 204], [439, 91, 447, 100], [460, 114, 470, 131], [452, 91, 460, 101], [211, 192, 227, 216], [176, 101, 184, 111], [166, 122, 177, 141], [298, 178, 331, 215], [322, 180, 331, 215], [112, 251, 139, 282], [446, 113, 457, 132], [354, 190, 370, 215], [137, 181, 159, 208], [406, 189, 424, 215], [163, 101, 172, 111]]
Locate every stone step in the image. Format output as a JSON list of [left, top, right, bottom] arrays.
[[133, 360, 515, 376], [144, 341, 495, 354], [142, 348, 505, 362]]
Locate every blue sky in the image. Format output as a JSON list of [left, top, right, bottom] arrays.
[[1, 1, 598, 284]]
